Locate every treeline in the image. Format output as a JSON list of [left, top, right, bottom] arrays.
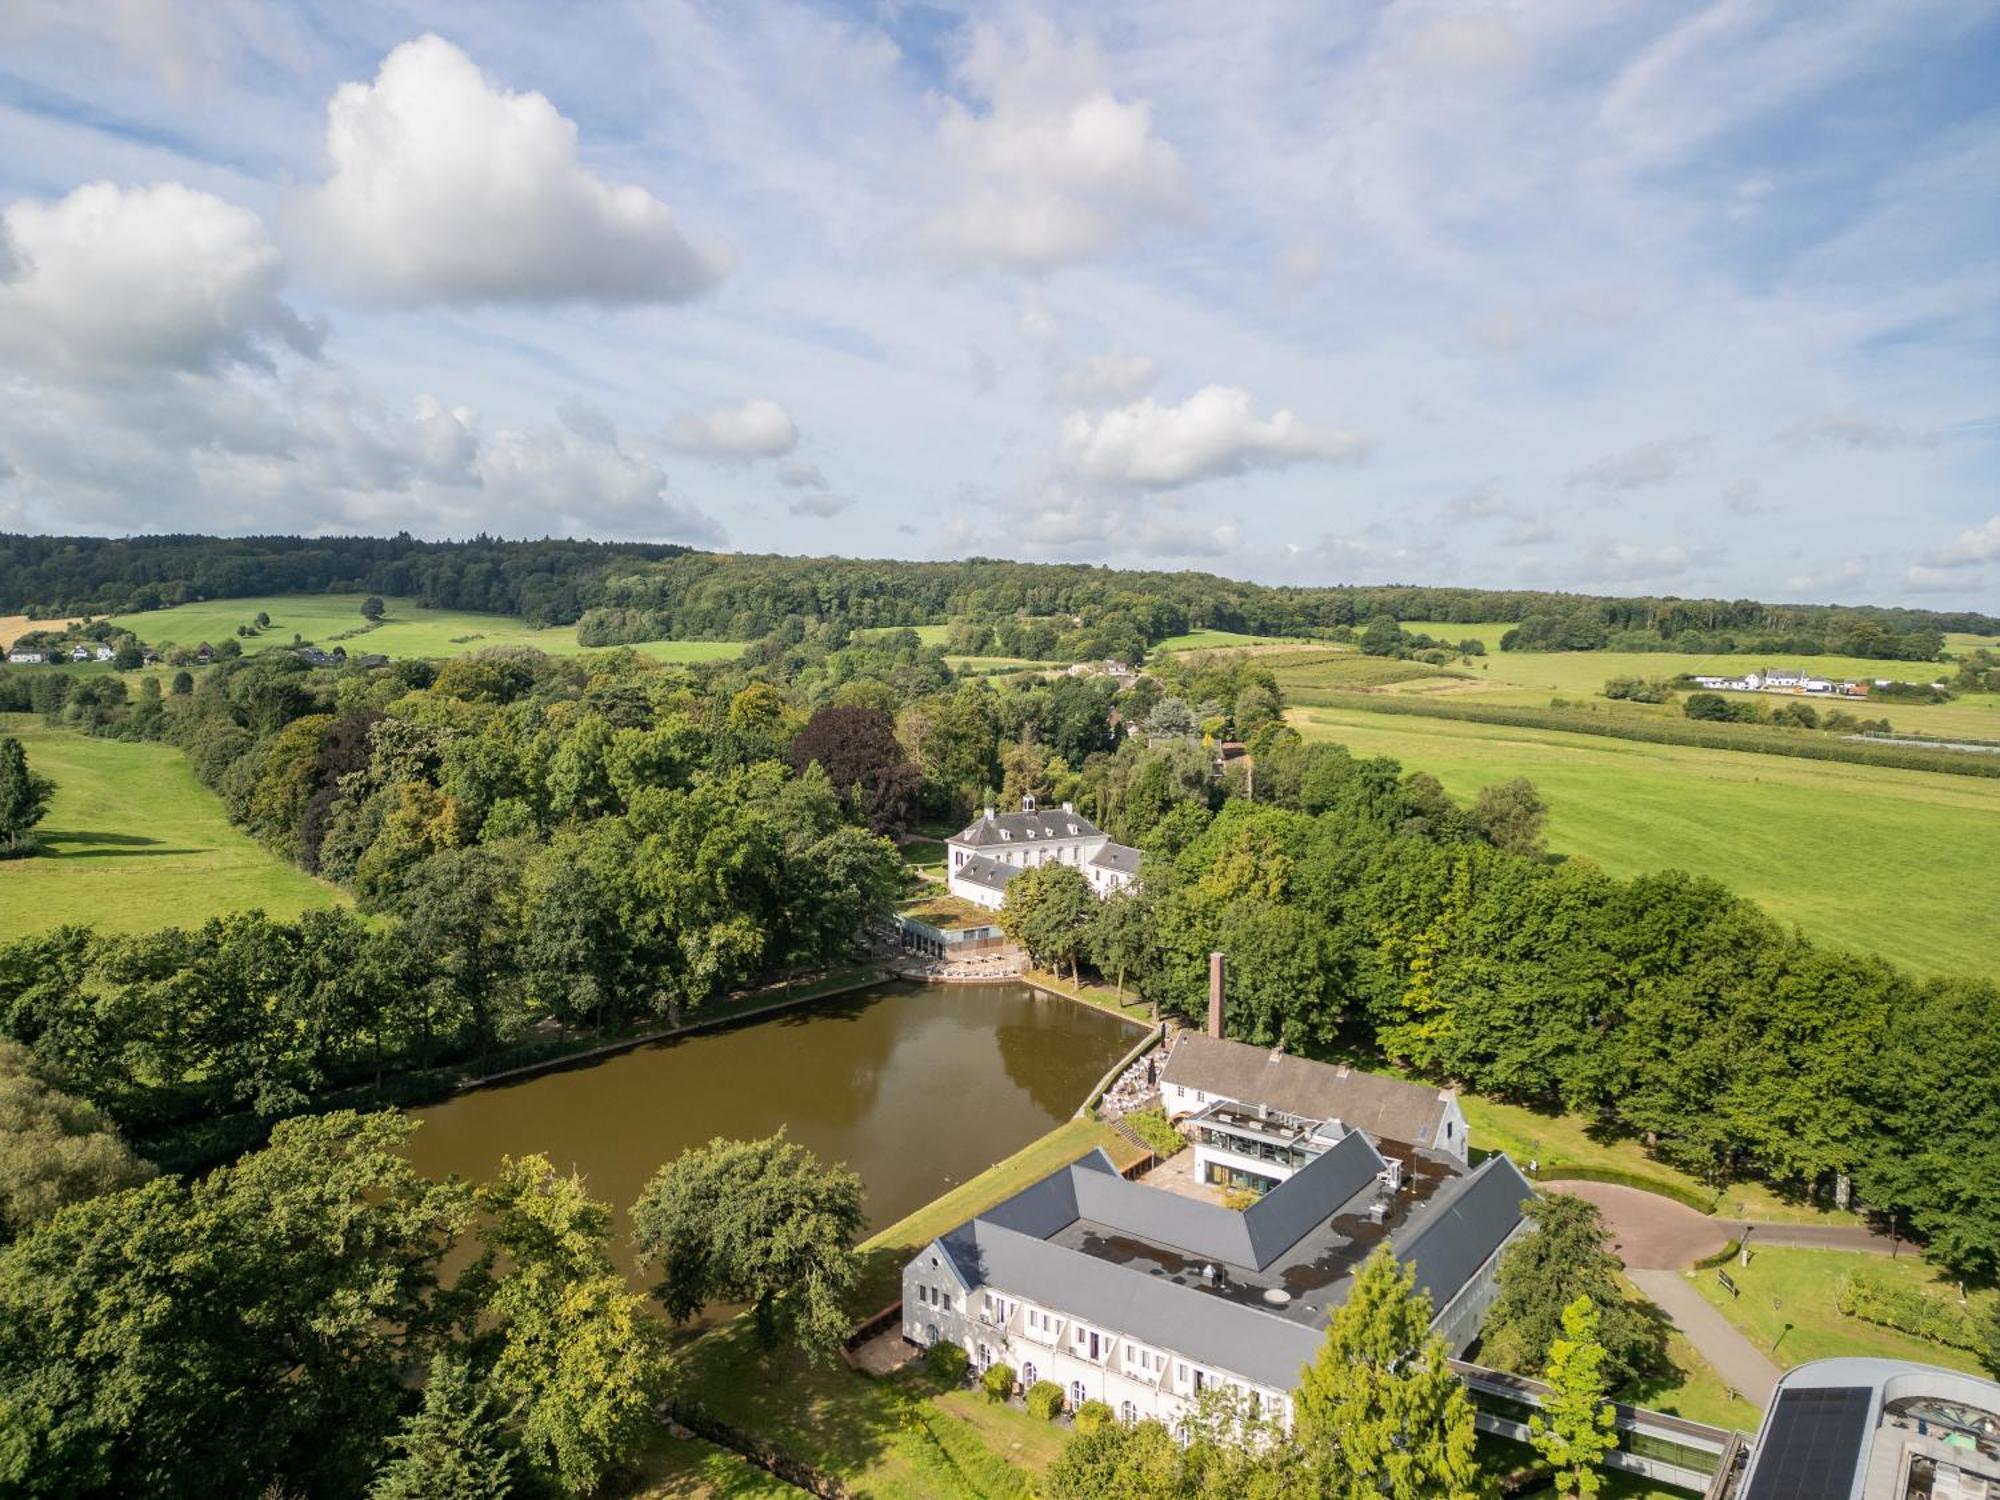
[[9, 532, 1993, 660], [1501, 608, 1953, 661], [1040, 730, 2000, 1277], [0, 532, 686, 623]]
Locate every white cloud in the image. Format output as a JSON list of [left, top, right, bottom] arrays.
[[785, 491, 853, 519], [929, 17, 1191, 271], [1904, 563, 1979, 593], [1056, 353, 1158, 405], [476, 425, 723, 543], [0, 181, 317, 374], [1567, 435, 1707, 492], [1922, 514, 2000, 569], [666, 398, 799, 460], [1775, 410, 1938, 452], [1060, 386, 1365, 489], [292, 34, 728, 304], [1572, 538, 1717, 585], [777, 460, 828, 489]]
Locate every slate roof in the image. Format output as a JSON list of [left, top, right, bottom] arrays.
[[953, 854, 1022, 894], [926, 1142, 1531, 1392], [954, 808, 1104, 847], [1163, 1035, 1452, 1149], [1088, 842, 1142, 876]]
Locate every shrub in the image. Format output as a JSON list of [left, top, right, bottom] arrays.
[[1124, 1106, 1185, 1160], [1072, 1399, 1115, 1437], [1603, 676, 1671, 703], [924, 1340, 970, 1384], [1684, 692, 1753, 723], [1026, 1380, 1065, 1421], [1536, 1166, 1718, 1214], [981, 1362, 1016, 1403], [1220, 1187, 1260, 1212], [1838, 1271, 1983, 1352]]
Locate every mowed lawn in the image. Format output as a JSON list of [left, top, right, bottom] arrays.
[[1292, 705, 2000, 979], [103, 594, 746, 664], [0, 714, 340, 939]]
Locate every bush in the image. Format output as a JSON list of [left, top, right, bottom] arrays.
[[1220, 1187, 1259, 1212], [924, 1340, 970, 1384], [1124, 1106, 1185, 1160], [1072, 1399, 1115, 1437], [981, 1362, 1016, 1403], [1684, 692, 1753, 723], [1603, 676, 1671, 703], [1026, 1380, 1065, 1421], [1838, 1271, 1983, 1352]]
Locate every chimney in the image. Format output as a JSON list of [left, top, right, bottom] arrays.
[[983, 805, 995, 822], [1207, 952, 1225, 1040], [1061, 800, 1074, 814]]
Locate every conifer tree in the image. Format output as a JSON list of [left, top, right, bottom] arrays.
[[1293, 1244, 1482, 1500], [1529, 1296, 1618, 1499], [0, 736, 54, 854], [369, 1355, 514, 1500]]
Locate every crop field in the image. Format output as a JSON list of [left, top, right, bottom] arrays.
[[1311, 626, 2000, 742], [1292, 704, 2000, 978], [0, 714, 340, 940], [101, 594, 746, 664], [1267, 650, 1468, 698], [1151, 628, 1316, 652]]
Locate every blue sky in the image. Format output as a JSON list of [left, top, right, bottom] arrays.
[[0, 0, 1996, 607]]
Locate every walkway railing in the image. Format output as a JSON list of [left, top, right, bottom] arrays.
[[1449, 1358, 1747, 1495]]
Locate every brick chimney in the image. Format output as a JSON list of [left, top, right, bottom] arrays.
[[1207, 952, 1225, 1040]]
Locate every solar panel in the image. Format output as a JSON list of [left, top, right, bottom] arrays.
[[1745, 1386, 1873, 1500]]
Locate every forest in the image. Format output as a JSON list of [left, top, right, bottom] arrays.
[[5, 532, 1994, 660]]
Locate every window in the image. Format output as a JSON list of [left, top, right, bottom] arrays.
[[1177, 1363, 1188, 1385], [1120, 1401, 1138, 1426], [941, 1294, 952, 1313], [1196, 1091, 1206, 1104], [1022, 1361, 1037, 1386], [1070, 1381, 1087, 1409]]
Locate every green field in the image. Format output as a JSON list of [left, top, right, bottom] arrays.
[[1292, 705, 2000, 978], [1151, 628, 1314, 652], [102, 594, 746, 664], [0, 714, 340, 939], [1691, 1248, 1995, 1375], [1380, 625, 2000, 741]]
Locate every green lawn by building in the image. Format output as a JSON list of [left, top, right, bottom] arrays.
[[0, 714, 341, 940], [1690, 1247, 1995, 1376], [1292, 705, 2000, 979], [101, 593, 745, 664]]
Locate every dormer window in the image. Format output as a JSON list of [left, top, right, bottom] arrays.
[[1000, 830, 1011, 840]]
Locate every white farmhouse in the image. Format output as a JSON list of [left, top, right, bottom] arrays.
[[945, 796, 1141, 912]]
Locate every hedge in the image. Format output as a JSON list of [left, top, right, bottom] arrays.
[[1537, 1165, 1720, 1214], [1294, 693, 2000, 780], [1025, 1380, 1065, 1421], [1837, 1270, 1984, 1353], [1692, 1239, 1744, 1272]]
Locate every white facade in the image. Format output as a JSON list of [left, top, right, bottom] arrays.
[[905, 1259, 1293, 1432], [945, 801, 1139, 911], [1162, 1077, 1471, 1170]]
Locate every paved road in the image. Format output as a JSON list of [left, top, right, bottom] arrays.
[[1629, 1269, 1781, 1409], [1548, 1182, 1732, 1269]]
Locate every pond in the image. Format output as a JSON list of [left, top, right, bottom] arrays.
[[404, 980, 1140, 1277]]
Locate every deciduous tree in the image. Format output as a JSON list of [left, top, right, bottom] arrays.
[[1530, 1296, 1618, 1499], [630, 1131, 864, 1360]]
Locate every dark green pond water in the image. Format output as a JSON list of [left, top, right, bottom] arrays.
[[404, 981, 1138, 1273]]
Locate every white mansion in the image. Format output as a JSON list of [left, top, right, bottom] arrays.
[[945, 796, 1141, 911]]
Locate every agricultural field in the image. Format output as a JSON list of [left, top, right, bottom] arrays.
[[0, 613, 84, 649], [1150, 628, 1316, 652], [1268, 649, 1468, 699], [99, 594, 746, 664], [0, 714, 340, 940], [1383, 624, 2000, 741], [1291, 704, 2000, 979]]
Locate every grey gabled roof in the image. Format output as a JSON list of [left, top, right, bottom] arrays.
[[954, 854, 1021, 893], [1383, 1154, 1533, 1312], [1087, 842, 1142, 875], [938, 1216, 1326, 1390], [986, 1134, 1385, 1275], [1162, 1035, 1451, 1148], [954, 808, 1103, 847]]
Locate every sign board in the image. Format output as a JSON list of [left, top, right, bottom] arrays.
[[1717, 1270, 1740, 1298]]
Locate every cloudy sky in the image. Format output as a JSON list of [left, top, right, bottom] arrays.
[[1, 1, 1996, 606]]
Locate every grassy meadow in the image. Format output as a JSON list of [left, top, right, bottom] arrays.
[[1152, 628, 1316, 653], [100, 594, 746, 664], [0, 713, 340, 940], [1291, 704, 2000, 979], [1691, 1247, 1995, 1376]]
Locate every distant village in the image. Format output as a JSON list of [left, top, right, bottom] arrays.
[[1689, 666, 1913, 698]]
